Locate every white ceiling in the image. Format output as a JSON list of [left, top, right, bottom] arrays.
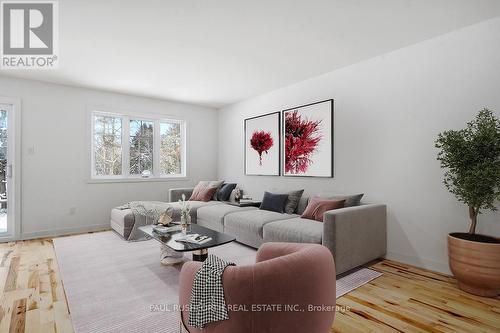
[[2, 0, 500, 108]]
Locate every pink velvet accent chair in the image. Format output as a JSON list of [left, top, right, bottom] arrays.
[[179, 242, 336, 333]]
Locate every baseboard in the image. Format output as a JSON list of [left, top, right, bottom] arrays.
[[385, 251, 451, 275], [21, 224, 111, 240]]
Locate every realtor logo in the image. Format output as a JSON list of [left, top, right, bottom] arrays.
[[1, 1, 58, 68]]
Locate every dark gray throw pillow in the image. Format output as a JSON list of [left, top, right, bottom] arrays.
[[284, 189, 304, 214], [217, 183, 237, 201], [260, 192, 289, 213]]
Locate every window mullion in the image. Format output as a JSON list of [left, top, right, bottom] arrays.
[[182, 121, 187, 177], [153, 120, 160, 177], [123, 116, 130, 177], [90, 114, 96, 178]]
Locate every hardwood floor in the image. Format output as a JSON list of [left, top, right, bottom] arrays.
[[0, 239, 73, 333], [0, 237, 499, 333], [334, 260, 500, 333]]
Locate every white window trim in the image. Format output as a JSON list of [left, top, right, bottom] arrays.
[[88, 108, 187, 182]]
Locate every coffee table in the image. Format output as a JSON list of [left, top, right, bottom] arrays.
[[139, 224, 236, 262]]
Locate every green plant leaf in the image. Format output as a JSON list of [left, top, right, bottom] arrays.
[[435, 108, 500, 231]]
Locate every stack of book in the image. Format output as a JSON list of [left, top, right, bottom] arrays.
[[176, 234, 212, 244], [239, 195, 255, 204], [153, 224, 181, 235], [239, 198, 255, 204]]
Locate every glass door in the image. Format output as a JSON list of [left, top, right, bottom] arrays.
[[0, 104, 11, 235]]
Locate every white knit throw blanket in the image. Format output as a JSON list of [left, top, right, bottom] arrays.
[[118, 201, 173, 241]]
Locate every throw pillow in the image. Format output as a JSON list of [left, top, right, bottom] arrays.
[[318, 193, 364, 207], [301, 197, 346, 222], [217, 183, 237, 201], [198, 180, 225, 200], [189, 186, 218, 202], [259, 192, 289, 213], [283, 189, 304, 214], [312, 200, 346, 222], [188, 182, 207, 201]]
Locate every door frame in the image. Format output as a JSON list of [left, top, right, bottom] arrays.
[[0, 96, 21, 241]]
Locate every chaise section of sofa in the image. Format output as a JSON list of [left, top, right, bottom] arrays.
[[110, 200, 223, 239], [110, 208, 136, 240], [110, 188, 223, 239]]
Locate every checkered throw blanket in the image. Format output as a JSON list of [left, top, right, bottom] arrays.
[[188, 255, 235, 328]]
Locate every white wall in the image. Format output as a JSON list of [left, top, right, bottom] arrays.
[[0, 76, 219, 239], [217, 17, 500, 273]]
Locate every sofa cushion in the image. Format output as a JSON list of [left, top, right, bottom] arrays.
[[263, 217, 323, 244], [197, 204, 257, 232], [224, 209, 296, 248]]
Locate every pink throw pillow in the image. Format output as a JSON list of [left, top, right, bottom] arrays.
[[188, 183, 205, 201], [189, 186, 217, 202], [301, 197, 346, 222]]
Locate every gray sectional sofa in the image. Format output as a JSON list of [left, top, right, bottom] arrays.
[[111, 187, 387, 274], [178, 187, 386, 274]]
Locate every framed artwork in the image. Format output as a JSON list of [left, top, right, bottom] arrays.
[[282, 99, 333, 177], [244, 112, 280, 176]]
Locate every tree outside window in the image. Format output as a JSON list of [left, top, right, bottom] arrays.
[[129, 120, 154, 175]]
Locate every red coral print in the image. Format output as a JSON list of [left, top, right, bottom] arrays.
[[250, 130, 274, 165], [285, 110, 322, 174]]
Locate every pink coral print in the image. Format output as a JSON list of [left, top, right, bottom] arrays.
[[250, 130, 274, 165], [284, 110, 322, 174]]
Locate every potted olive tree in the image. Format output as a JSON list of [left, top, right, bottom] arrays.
[[435, 108, 500, 297]]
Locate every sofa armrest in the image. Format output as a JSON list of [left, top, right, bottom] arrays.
[[169, 188, 194, 202], [322, 204, 387, 274]]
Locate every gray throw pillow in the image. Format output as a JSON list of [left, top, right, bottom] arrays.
[[296, 196, 310, 215], [318, 193, 364, 207], [260, 192, 289, 213], [283, 189, 304, 214]]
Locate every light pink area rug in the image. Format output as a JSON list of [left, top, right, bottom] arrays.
[[335, 268, 382, 298], [54, 231, 380, 333]]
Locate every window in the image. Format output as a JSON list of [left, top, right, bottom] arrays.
[[91, 111, 185, 180], [160, 121, 182, 175], [93, 115, 122, 176], [129, 119, 154, 175]]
